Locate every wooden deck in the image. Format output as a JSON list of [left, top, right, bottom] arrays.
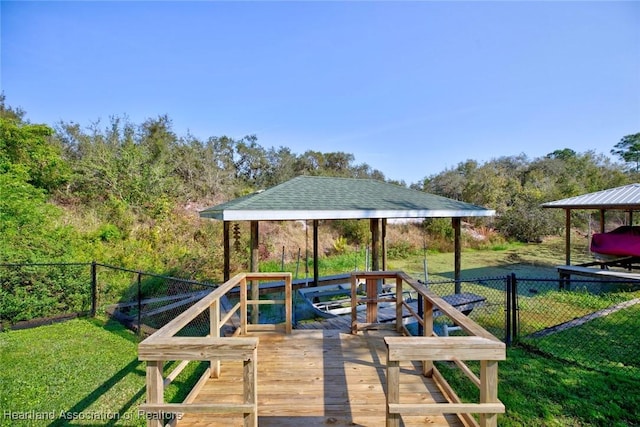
[[178, 329, 468, 427]]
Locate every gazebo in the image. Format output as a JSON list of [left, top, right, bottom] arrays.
[[200, 176, 495, 286]]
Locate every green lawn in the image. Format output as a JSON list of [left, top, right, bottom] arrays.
[[0, 318, 204, 426], [2, 239, 638, 426], [2, 311, 639, 426]]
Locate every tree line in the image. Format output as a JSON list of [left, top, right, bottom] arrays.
[[1, 94, 639, 271]]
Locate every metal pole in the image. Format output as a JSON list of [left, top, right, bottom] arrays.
[[137, 273, 142, 336], [90, 261, 97, 317], [505, 275, 512, 346], [511, 273, 519, 344]]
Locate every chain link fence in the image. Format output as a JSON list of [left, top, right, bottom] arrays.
[[423, 276, 509, 341], [2, 262, 639, 374], [514, 275, 640, 374], [96, 264, 217, 337], [419, 274, 640, 376], [0, 262, 217, 337]]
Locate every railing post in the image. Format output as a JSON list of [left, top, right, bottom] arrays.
[[284, 274, 292, 334], [395, 276, 403, 334], [366, 278, 378, 323], [210, 299, 221, 378], [422, 295, 434, 377], [480, 360, 500, 427], [146, 360, 164, 427], [240, 277, 248, 334], [243, 347, 258, 427], [386, 348, 400, 427], [350, 274, 358, 334]]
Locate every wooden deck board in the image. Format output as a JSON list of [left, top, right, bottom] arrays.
[[177, 330, 468, 427]]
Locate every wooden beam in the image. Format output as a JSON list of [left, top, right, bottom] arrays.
[[386, 357, 400, 427], [387, 402, 504, 415], [367, 219, 381, 323], [565, 209, 571, 266], [480, 360, 500, 427], [210, 299, 220, 378], [223, 221, 231, 282], [382, 218, 387, 271], [140, 403, 255, 414], [250, 221, 259, 324], [139, 337, 259, 361], [145, 361, 164, 427], [385, 336, 505, 362], [243, 348, 258, 427], [313, 219, 319, 287], [371, 218, 380, 271]]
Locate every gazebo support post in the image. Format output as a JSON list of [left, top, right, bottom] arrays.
[[250, 220, 259, 324], [223, 221, 231, 282], [366, 218, 381, 323], [565, 209, 571, 266], [453, 217, 461, 294], [382, 218, 387, 271], [599, 209, 605, 233], [313, 220, 319, 287]]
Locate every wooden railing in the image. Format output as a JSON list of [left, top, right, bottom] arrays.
[[138, 272, 292, 427], [349, 271, 506, 427]]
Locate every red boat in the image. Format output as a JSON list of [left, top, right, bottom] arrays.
[[590, 226, 640, 261]]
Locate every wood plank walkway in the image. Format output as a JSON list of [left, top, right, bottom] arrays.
[[178, 329, 467, 427]]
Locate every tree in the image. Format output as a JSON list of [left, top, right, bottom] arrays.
[[611, 133, 640, 172], [0, 115, 69, 192]]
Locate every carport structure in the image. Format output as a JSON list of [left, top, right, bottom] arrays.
[[542, 184, 640, 280], [542, 183, 640, 266], [200, 176, 495, 286]]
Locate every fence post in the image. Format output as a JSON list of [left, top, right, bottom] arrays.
[[137, 273, 142, 337], [505, 275, 512, 346], [90, 261, 97, 317], [510, 273, 519, 343]]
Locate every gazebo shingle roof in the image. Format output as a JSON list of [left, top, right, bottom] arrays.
[[200, 176, 495, 221]]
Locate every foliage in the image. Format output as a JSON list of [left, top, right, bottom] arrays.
[[0, 96, 70, 192], [331, 236, 349, 254], [1, 96, 637, 279], [422, 149, 630, 242], [332, 219, 370, 245], [611, 132, 640, 172]]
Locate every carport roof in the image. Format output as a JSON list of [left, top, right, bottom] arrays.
[[200, 176, 495, 221], [541, 183, 640, 210]]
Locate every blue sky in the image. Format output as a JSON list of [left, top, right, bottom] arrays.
[[2, 1, 639, 185]]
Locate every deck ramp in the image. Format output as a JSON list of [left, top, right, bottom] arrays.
[[178, 329, 467, 427]]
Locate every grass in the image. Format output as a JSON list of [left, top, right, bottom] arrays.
[[522, 303, 640, 375], [0, 317, 206, 426], [2, 238, 638, 426], [437, 342, 640, 427]]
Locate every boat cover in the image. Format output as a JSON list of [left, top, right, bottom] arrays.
[[590, 226, 640, 258]]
